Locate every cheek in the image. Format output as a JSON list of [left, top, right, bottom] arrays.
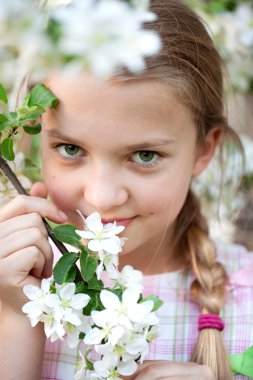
[[44, 172, 76, 212], [140, 165, 192, 218]]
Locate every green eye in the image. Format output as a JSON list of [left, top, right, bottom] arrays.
[[138, 151, 155, 162], [132, 151, 160, 167], [58, 144, 82, 158], [64, 145, 80, 156]]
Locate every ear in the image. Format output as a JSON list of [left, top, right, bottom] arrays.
[[192, 127, 223, 177]]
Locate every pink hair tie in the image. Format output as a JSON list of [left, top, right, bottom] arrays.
[[198, 314, 225, 331]]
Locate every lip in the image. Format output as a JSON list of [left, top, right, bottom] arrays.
[[101, 216, 136, 227]]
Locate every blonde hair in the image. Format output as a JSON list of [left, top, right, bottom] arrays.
[[116, 0, 244, 378]]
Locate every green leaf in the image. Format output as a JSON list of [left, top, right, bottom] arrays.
[[88, 275, 104, 291], [0, 114, 9, 131], [0, 83, 8, 106], [80, 250, 97, 282], [82, 289, 103, 315], [75, 281, 86, 294], [23, 123, 41, 135], [53, 252, 78, 285], [18, 105, 45, 122], [1, 137, 15, 161], [229, 346, 253, 377], [53, 224, 81, 247], [27, 84, 58, 108], [140, 294, 164, 312], [0, 112, 18, 129], [65, 265, 77, 283]]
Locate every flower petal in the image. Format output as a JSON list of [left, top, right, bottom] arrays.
[[59, 283, 76, 300], [85, 212, 103, 231], [88, 239, 103, 252], [118, 359, 137, 376], [23, 284, 42, 300], [100, 289, 120, 309], [84, 327, 105, 345], [70, 293, 90, 309], [102, 237, 122, 254]]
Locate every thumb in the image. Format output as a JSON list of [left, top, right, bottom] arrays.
[[29, 182, 49, 199]]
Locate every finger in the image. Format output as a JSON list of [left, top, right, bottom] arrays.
[[0, 246, 46, 287], [131, 361, 199, 380], [0, 212, 48, 240], [29, 182, 48, 199], [0, 227, 53, 277], [0, 194, 67, 224]]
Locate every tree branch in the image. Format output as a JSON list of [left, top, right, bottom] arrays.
[[0, 156, 83, 282]]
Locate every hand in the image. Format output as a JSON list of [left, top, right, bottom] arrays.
[[0, 182, 67, 314], [122, 360, 215, 380]]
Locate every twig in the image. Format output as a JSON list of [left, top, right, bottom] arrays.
[[0, 156, 83, 282], [0, 155, 68, 253]]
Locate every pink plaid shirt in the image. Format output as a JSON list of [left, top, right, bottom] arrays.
[[42, 242, 253, 379]]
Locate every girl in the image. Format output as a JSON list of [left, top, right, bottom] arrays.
[[0, 0, 253, 379]]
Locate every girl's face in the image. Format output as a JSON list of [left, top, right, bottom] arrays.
[[41, 74, 213, 273]]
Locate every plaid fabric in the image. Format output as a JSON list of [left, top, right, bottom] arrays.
[[42, 243, 253, 379]]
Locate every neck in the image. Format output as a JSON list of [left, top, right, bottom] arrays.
[[119, 225, 186, 275]]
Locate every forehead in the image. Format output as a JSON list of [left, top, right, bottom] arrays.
[[43, 73, 196, 141], [46, 73, 186, 112]]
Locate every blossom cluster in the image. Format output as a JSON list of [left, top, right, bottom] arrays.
[[23, 280, 91, 348], [194, 2, 253, 92], [0, 0, 161, 95], [22, 212, 162, 380], [193, 134, 253, 243]]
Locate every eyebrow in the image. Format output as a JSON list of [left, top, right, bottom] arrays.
[[46, 129, 85, 146], [46, 129, 176, 150]]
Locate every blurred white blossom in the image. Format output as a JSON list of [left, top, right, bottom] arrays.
[[40, 0, 73, 11], [193, 134, 253, 241], [0, 0, 161, 90], [197, 2, 253, 92], [50, 0, 161, 77]]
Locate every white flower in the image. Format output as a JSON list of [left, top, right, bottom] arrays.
[[84, 309, 124, 346], [145, 325, 160, 342], [50, 0, 161, 77], [76, 212, 125, 255], [64, 315, 92, 348], [96, 249, 119, 280], [93, 353, 120, 380], [95, 337, 139, 374], [45, 283, 90, 325], [98, 289, 156, 330], [41, 311, 66, 342], [124, 333, 149, 363], [113, 265, 143, 292], [22, 279, 52, 325], [74, 350, 88, 380], [94, 350, 137, 378]]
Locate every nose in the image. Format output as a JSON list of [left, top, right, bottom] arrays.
[[83, 167, 129, 212]]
